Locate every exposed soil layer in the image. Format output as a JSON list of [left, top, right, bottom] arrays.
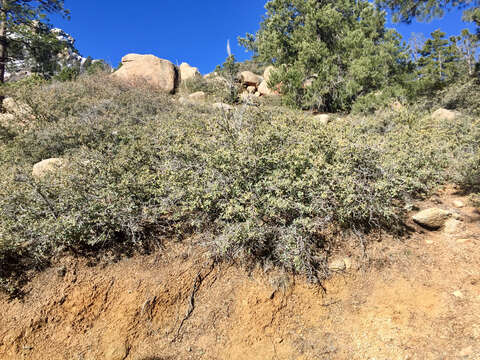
[[1, 186, 479, 360]]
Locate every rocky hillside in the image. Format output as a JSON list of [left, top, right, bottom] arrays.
[[5, 27, 110, 82]]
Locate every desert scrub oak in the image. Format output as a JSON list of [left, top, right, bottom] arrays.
[[0, 74, 479, 292]]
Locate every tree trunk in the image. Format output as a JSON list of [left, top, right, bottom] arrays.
[[0, 0, 8, 84]]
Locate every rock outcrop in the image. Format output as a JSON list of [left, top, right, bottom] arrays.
[[179, 62, 201, 81], [5, 27, 110, 82], [239, 71, 263, 87], [112, 54, 179, 94]]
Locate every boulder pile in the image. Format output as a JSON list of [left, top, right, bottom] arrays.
[[238, 66, 279, 97]]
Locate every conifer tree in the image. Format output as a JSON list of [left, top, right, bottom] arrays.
[[239, 0, 409, 111], [417, 30, 460, 85], [0, 0, 69, 83]]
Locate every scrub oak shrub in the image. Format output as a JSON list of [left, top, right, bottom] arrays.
[[0, 74, 479, 293]]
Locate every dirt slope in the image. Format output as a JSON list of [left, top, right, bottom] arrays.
[[0, 186, 479, 360]]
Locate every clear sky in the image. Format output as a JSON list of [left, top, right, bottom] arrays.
[[50, 1, 475, 75]]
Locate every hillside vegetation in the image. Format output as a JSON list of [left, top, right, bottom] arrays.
[[0, 73, 479, 293]]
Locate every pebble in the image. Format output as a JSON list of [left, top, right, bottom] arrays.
[[453, 200, 465, 208], [452, 290, 464, 298]]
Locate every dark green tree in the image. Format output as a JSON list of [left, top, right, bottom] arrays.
[[239, 0, 409, 111], [0, 0, 69, 82], [416, 29, 461, 90]]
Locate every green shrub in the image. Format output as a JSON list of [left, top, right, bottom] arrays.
[[0, 75, 479, 292]]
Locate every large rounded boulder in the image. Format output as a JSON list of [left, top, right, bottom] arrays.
[[112, 54, 179, 94]]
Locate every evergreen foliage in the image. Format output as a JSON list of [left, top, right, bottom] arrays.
[[239, 0, 410, 112], [0, 0, 69, 81]]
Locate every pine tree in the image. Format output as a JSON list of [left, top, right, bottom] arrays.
[[239, 0, 409, 111], [0, 0, 69, 83], [415, 29, 462, 92]]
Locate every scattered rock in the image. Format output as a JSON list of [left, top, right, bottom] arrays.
[[32, 158, 66, 179], [452, 290, 464, 298], [302, 75, 317, 89], [453, 200, 465, 208], [343, 257, 352, 270], [2, 97, 33, 118], [412, 208, 451, 229], [444, 218, 462, 234], [180, 62, 201, 81], [112, 54, 179, 94], [212, 102, 234, 111], [452, 212, 462, 220], [313, 114, 331, 125], [329, 258, 346, 271], [258, 80, 277, 96], [391, 101, 403, 111], [239, 71, 262, 87], [431, 108, 458, 121], [0, 112, 15, 126], [188, 91, 206, 102]]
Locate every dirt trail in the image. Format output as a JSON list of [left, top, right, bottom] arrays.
[[0, 186, 479, 360]]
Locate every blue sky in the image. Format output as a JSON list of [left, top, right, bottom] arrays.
[[51, 1, 475, 74]]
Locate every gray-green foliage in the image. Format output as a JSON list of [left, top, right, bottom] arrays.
[[239, 0, 409, 112], [0, 75, 479, 292]]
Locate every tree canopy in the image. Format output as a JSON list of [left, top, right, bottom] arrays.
[[239, 0, 409, 112], [0, 0, 69, 82]]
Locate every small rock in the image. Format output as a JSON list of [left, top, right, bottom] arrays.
[[2, 97, 33, 117], [246, 85, 256, 94], [452, 212, 462, 220], [453, 200, 465, 208], [456, 238, 472, 244], [431, 108, 458, 121], [412, 208, 451, 230], [425, 240, 434, 245], [391, 101, 403, 111], [313, 114, 331, 125], [212, 102, 234, 111], [32, 158, 66, 179], [239, 71, 262, 87], [452, 290, 464, 298], [343, 257, 352, 270], [188, 91, 206, 102], [329, 258, 346, 271]]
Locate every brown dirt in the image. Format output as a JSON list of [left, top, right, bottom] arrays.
[[1, 186, 479, 360]]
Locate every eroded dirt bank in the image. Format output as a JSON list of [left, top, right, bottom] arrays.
[[1, 188, 479, 360]]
